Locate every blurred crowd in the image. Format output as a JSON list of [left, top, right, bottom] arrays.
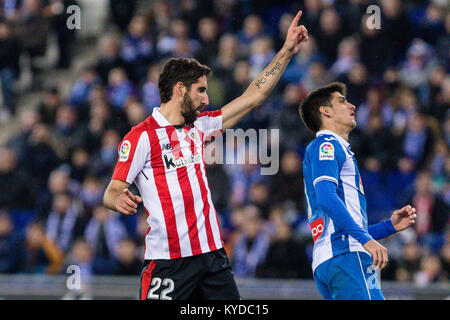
[[0, 0, 449, 287]]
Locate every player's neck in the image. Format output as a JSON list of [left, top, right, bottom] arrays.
[[159, 101, 185, 126]]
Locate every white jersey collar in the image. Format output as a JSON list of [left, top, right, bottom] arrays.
[[316, 129, 350, 148], [152, 107, 173, 127]]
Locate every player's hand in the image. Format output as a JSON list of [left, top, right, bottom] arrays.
[[283, 10, 308, 55], [115, 188, 142, 215], [363, 239, 388, 270], [390, 205, 416, 232]]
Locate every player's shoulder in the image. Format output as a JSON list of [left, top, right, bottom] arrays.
[[197, 110, 222, 119], [124, 116, 159, 137]]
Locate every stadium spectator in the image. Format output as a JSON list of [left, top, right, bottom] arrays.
[[109, 0, 138, 32], [270, 83, 309, 149], [195, 17, 220, 66], [407, 171, 449, 246], [84, 206, 127, 274], [21, 124, 61, 189], [269, 150, 305, 212], [114, 238, 141, 275], [255, 208, 311, 279], [0, 20, 20, 116], [45, 192, 85, 253], [37, 87, 62, 126], [395, 241, 422, 282], [35, 166, 76, 221], [231, 205, 270, 278], [120, 15, 154, 82], [95, 34, 127, 85], [69, 67, 101, 109], [49, 0, 79, 69], [0, 147, 36, 210], [0, 211, 23, 273], [21, 220, 64, 274], [106, 67, 135, 110], [414, 254, 445, 286], [14, 0, 51, 90], [141, 63, 161, 113]]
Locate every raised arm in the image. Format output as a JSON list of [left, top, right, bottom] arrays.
[[221, 10, 308, 130]]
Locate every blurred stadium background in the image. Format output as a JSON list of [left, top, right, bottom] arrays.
[[0, 0, 448, 299]]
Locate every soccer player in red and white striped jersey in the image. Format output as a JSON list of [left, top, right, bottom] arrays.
[[103, 11, 308, 300]]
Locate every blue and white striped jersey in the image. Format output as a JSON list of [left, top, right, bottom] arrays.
[[303, 130, 370, 272]]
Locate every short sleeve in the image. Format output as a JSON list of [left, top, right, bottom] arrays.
[[112, 129, 150, 184], [310, 138, 346, 188], [194, 110, 222, 142]]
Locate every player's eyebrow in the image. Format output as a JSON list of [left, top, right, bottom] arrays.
[[337, 95, 346, 102]]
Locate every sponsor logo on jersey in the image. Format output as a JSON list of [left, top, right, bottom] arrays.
[[119, 140, 131, 162], [319, 142, 334, 160], [310, 217, 324, 242], [161, 143, 172, 151], [163, 153, 201, 169]]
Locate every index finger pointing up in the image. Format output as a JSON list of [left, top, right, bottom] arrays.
[[290, 10, 303, 29]]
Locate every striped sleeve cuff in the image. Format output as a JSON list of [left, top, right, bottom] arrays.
[[313, 176, 338, 187]]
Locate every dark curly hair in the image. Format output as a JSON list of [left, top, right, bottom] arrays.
[[158, 58, 212, 103], [299, 82, 347, 133]]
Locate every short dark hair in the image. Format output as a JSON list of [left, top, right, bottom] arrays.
[[158, 58, 212, 103], [299, 82, 347, 133]]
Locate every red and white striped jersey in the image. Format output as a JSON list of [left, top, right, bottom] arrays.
[[112, 107, 224, 260]]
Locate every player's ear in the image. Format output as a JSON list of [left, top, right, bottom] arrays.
[[319, 105, 332, 118], [174, 82, 186, 99]]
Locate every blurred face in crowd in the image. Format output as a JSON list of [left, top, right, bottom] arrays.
[[108, 68, 127, 86], [414, 172, 433, 195], [53, 193, 72, 215], [281, 150, 301, 175], [26, 223, 45, 248], [381, 0, 402, 18], [283, 84, 302, 107], [0, 148, 17, 174], [0, 213, 13, 237], [48, 169, 69, 194], [320, 8, 341, 34], [128, 16, 148, 38], [117, 240, 137, 264], [242, 207, 263, 239], [72, 240, 93, 263], [348, 63, 368, 85], [279, 13, 294, 38], [219, 34, 237, 57], [18, 109, 40, 132], [243, 15, 263, 38], [0, 23, 11, 39], [198, 17, 218, 42], [171, 19, 189, 38]]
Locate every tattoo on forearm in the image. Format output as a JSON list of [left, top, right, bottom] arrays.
[[255, 61, 282, 89]]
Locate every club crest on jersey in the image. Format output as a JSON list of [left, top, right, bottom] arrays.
[[319, 142, 334, 160], [119, 140, 131, 162]]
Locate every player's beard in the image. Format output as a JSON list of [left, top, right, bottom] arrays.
[[181, 92, 204, 125]]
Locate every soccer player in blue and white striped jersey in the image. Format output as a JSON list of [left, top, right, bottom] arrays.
[[300, 82, 417, 300]]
